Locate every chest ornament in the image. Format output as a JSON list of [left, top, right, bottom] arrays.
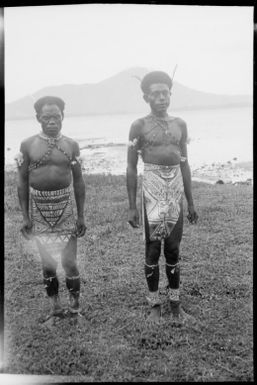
[[28, 133, 74, 172], [141, 115, 180, 150]]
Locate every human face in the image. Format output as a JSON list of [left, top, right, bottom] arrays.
[[38, 104, 63, 137], [144, 83, 171, 115]]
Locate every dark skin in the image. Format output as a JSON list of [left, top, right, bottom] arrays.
[[126, 82, 198, 323], [17, 104, 86, 242], [127, 83, 198, 228]]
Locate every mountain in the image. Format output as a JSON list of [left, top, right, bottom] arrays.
[[5, 67, 252, 120]]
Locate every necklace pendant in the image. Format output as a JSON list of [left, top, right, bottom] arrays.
[[48, 138, 56, 147]]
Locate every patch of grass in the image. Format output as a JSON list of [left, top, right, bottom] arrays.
[[4, 171, 253, 381]]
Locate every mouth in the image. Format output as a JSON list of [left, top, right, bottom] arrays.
[[46, 126, 58, 131], [45, 127, 59, 136]]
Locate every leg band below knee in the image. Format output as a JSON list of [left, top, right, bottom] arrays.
[[145, 263, 159, 278], [166, 262, 180, 289], [43, 275, 59, 297], [65, 275, 80, 295], [166, 262, 180, 272], [145, 263, 159, 292]]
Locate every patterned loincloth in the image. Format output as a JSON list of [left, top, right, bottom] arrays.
[[30, 185, 76, 256], [142, 163, 183, 241]]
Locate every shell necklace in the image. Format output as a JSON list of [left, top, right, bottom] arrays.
[[28, 132, 72, 171]]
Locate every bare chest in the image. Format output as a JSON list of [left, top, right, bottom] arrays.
[[141, 117, 182, 148], [29, 137, 73, 169]]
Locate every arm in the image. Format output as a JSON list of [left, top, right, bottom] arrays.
[[126, 121, 141, 228], [71, 141, 86, 237], [16, 141, 33, 239], [179, 121, 198, 224]]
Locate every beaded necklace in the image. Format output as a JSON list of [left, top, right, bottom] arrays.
[[28, 132, 73, 171]]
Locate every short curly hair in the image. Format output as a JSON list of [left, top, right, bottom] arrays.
[[141, 71, 172, 94], [34, 96, 65, 115]]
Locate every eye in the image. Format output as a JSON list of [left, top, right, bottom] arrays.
[[41, 115, 61, 121]]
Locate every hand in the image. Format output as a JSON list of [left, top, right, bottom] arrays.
[[20, 218, 33, 240], [128, 208, 140, 228], [75, 217, 87, 237], [187, 205, 198, 224]]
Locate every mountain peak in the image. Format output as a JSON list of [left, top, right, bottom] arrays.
[[5, 67, 252, 120]]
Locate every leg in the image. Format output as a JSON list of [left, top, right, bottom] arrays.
[[145, 240, 161, 292], [144, 205, 162, 322], [61, 235, 81, 313], [164, 206, 185, 321], [164, 206, 183, 293], [36, 239, 63, 317]]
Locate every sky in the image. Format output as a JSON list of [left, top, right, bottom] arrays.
[[4, 4, 254, 103]]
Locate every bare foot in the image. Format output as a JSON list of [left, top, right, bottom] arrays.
[[52, 308, 65, 317], [69, 293, 81, 314], [147, 305, 161, 324], [50, 295, 65, 316], [169, 301, 191, 325], [39, 296, 65, 327], [39, 311, 66, 329]]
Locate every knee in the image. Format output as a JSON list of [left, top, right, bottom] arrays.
[[164, 242, 180, 264], [40, 253, 57, 273], [145, 241, 161, 265], [43, 265, 57, 278], [61, 258, 78, 276]]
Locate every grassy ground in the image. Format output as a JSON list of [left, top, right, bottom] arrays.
[[4, 171, 253, 382]]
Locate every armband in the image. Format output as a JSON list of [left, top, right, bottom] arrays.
[[14, 152, 24, 167], [128, 138, 138, 149], [71, 156, 84, 167]]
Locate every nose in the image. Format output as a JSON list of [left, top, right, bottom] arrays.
[[48, 118, 56, 125], [159, 92, 166, 100]]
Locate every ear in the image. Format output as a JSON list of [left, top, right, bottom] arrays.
[[143, 94, 150, 104], [36, 114, 41, 123]]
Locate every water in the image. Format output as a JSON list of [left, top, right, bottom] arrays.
[[5, 106, 253, 171]]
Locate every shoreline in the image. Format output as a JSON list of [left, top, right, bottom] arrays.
[[5, 140, 253, 186], [80, 145, 253, 185], [5, 156, 253, 186], [190, 160, 253, 185]]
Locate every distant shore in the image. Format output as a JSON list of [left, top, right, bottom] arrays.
[[5, 142, 252, 186], [79, 144, 253, 185], [5, 102, 252, 122], [190, 162, 253, 185]]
